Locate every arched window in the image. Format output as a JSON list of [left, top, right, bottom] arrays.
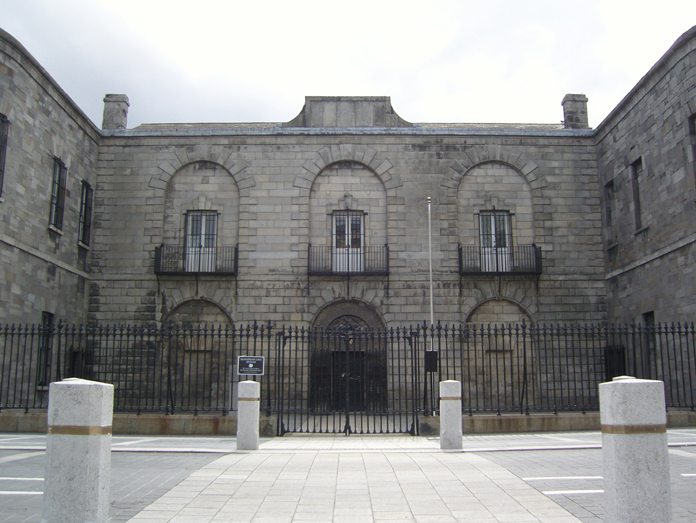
[[157, 162, 239, 275], [308, 162, 387, 275], [458, 162, 539, 274]]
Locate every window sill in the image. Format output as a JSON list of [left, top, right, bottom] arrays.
[[48, 224, 63, 236], [606, 242, 619, 251], [78, 241, 90, 250], [634, 226, 650, 236]]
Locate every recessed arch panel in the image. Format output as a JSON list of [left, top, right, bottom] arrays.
[[311, 299, 386, 331]]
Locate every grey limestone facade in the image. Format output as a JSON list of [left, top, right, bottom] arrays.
[[595, 28, 696, 324], [1, 25, 695, 331], [0, 30, 98, 326]]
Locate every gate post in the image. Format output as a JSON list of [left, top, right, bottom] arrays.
[[237, 380, 260, 450], [600, 376, 671, 522], [440, 380, 463, 450], [42, 378, 113, 523], [342, 327, 353, 435]]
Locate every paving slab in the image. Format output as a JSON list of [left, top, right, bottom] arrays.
[[0, 429, 695, 522], [125, 436, 582, 523]]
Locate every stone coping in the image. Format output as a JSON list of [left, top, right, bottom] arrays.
[[103, 124, 592, 138], [1, 410, 693, 436]]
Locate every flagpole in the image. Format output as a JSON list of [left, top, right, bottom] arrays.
[[426, 196, 435, 415], [427, 197, 434, 329]]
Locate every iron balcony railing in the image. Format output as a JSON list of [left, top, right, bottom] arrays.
[[154, 245, 238, 275], [308, 245, 389, 275], [459, 244, 542, 275]]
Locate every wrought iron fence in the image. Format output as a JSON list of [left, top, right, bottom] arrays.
[[0, 321, 694, 427], [415, 322, 696, 415]]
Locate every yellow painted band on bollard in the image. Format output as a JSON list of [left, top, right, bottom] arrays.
[[48, 425, 112, 436], [601, 424, 667, 434]]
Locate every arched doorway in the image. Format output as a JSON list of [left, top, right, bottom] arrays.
[[465, 299, 535, 413], [161, 300, 233, 412], [309, 301, 387, 413]]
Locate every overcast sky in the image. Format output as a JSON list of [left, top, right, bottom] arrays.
[[3, 0, 696, 129]]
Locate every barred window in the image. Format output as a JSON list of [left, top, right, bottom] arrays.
[[49, 158, 67, 230], [332, 210, 364, 272], [630, 157, 644, 231], [689, 114, 696, 185], [78, 181, 93, 246], [479, 211, 511, 249], [604, 180, 615, 242], [185, 211, 218, 272], [479, 211, 512, 272], [0, 114, 8, 196]]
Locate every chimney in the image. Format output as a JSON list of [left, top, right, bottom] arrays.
[[102, 94, 130, 130], [562, 94, 589, 129]]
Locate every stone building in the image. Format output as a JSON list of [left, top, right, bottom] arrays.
[[1, 25, 695, 331], [0, 29, 99, 331], [595, 28, 696, 324]]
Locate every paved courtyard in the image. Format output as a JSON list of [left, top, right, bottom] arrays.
[[0, 429, 695, 522]]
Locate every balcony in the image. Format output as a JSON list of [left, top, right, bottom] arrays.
[[154, 245, 238, 275], [308, 245, 389, 276], [459, 245, 542, 275]]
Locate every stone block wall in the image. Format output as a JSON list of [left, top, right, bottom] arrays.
[[91, 114, 606, 328], [595, 26, 696, 323], [0, 29, 99, 325]]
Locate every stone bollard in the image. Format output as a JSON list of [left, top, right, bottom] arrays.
[[43, 378, 114, 523], [600, 376, 671, 523], [237, 380, 260, 450], [440, 380, 463, 450]]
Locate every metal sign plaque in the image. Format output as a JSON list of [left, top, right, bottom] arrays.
[[238, 356, 265, 376], [424, 351, 439, 373]]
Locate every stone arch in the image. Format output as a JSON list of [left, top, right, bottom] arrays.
[[163, 284, 235, 321], [444, 145, 544, 191], [149, 147, 251, 195], [457, 161, 535, 247], [465, 298, 534, 325], [311, 299, 386, 331], [161, 160, 240, 253], [309, 161, 388, 250], [163, 298, 233, 327], [295, 145, 402, 197]]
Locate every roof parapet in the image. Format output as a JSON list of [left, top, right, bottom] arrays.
[[283, 96, 412, 128]]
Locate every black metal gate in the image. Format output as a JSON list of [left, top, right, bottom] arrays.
[[273, 326, 419, 435]]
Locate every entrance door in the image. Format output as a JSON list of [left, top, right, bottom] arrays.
[[277, 323, 416, 435], [480, 211, 512, 272], [186, 212, 218, 272], [333, 212, 364, 273], [332, 350, 365, 411]]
